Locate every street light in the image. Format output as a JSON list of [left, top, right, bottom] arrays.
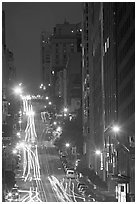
[[12, 149, 18, 154], [95, 150, 101, 155], [14, 86, 22, 95], [112, 125, 120, 133], [63, 107, 68, 113], [65, 143, 70, 148], [53, 121, 57, 125], [56, 126, 62, 132], [16, 132, 21, 137]]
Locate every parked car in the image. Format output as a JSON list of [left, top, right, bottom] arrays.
[[66, 169, 75, 179], [79, 185, 88, 192], [86, 195, 96, 202]]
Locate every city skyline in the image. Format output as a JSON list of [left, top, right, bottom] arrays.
[[2, 2, 82, 93]]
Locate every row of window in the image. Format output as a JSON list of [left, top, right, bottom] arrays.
[[119, 78, 134, 104], [118, 30, 134, 63], [119, 53, 134, 84], [120, 100, 135, 121], [117, 14, 134, 45], [117, 3, 134, 26]]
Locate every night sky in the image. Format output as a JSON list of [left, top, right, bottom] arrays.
[[2, 2, 82, 94]]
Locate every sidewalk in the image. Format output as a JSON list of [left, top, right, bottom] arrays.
[[77, 176, 117, 202]]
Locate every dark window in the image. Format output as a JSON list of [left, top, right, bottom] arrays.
[[121, 186, 124, 192]]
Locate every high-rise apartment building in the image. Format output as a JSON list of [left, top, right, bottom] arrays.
[[41, 31, 51, 88], [82, 2, 135, 201], [82, 2, 104, 171], [41, 21, 82, 111]]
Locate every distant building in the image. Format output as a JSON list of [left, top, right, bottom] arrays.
[[66, 52, 82, 114], [41, 31, 51, 87], [41, 20, 82, 111]]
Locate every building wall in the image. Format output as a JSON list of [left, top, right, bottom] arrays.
[[67, 52, 82, 109], [116, 3, 135, 145], [41, 31, 51, 86], [82, 2, 104, 170], [82, 2, 135, 198], [116, 2, 135, 196], [42, 21, 82, 110]]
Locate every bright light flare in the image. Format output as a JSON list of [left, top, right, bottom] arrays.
[[65, 143, 70, 148], [13, 149, 18, 154], [56, 126, 62, 132], [112, 125, 120, 133], [95, 150, 101, 155], [53, 121, 57, 125], [26, 110, 35, 116], [14, 86, 22, 95], [17, 132, 20, 136], [63, 107, 68, 113]]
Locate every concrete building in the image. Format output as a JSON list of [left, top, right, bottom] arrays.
[[82, 2, 135, 201], [41, 20, 82, 111], [66, 52, 82, 114], [116, 2, 135, 199], [82, 2, 104, 171], [41, 31, 51, 88]]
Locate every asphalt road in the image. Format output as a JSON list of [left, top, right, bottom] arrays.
[[35, 113, 85, 202], [15, 108, 86, 202]]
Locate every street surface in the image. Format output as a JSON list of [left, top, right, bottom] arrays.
[[15, 100, 85, 202]]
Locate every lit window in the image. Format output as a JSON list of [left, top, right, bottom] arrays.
[[107, 37, 110, 48], [105, 42, 107, 53]]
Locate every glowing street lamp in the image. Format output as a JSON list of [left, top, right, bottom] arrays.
[[56, 126, 62, 132], [63, 107, 68, 113], [14, 86, 22, 95], [17, 132, 21, 137], [46, 96, 49, 100], [65, 143, 70, 148], [112, 125, 120, 133], [53, 121, 57, 125], [95, 150, 101, 155], [13, 149, 18, 154], [48, 101, 52, 105]]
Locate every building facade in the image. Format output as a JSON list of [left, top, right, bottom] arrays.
[[82, 2, 135, 201], [41, 21, 82, 112]]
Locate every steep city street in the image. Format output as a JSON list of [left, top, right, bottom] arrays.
[[2, 2, 135, 202], [14, 100, 86, 202]]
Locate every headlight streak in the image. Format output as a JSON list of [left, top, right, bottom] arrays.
[[48, 175, 74, 202], [48, 176, 67, 202], [35, 178, 48, 202], [20, 187, 42, 202], [23, 148, 28, 178], [71, 181, 85, 202], [22, 100, 77, 202], [23, 145, 41, 182], [61, 177, 86, 202]]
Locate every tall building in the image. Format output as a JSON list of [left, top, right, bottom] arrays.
[[41, 20, 82, 111], [41, 31, 51, 87], [82, 2, 135, 201], [82, 2, 104, 171], [116, 2, 135, 198], [66, 52, 82, 114]]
